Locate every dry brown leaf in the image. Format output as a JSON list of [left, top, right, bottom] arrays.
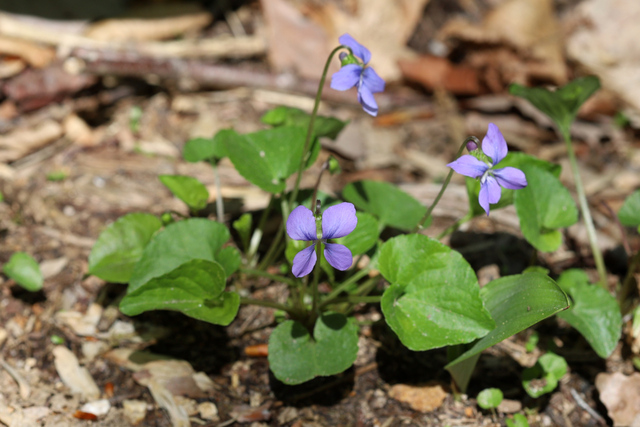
[[85, 12, 212, 42], [0, 35, 55, 67], [566, 0, 640, 126], [52, 345, 100, 400], [0, 119, 62, 163], [388, 382, 449, 413], [148, 379, 190, 427], [261, 0, 430, 81], [132, 359, 209, 398], [398, 55, 482, 95], [595, 372, 640, 426], [439, 0, 566, 85]]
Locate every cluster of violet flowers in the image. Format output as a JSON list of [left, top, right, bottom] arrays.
[[287, 34, 528, 277]]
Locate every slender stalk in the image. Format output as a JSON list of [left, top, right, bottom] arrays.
[[310, 160, 329, 211], [211, 162, 225, 221], [257, 234, 285, 271], [288, 45, 345, 210], [247, 195, 275, 265], [321, 295, 381, 306], [561, 130, 607, 288], [240, 268, 295, 286], [239, 297, 296, 314], [324, 268, 370, 302], [436, 213, 472, 240], [311, 242, 322, 313], [413, 137, 479, 232]]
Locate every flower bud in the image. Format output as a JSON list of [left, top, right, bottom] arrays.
[[466, 140, 478, 152]]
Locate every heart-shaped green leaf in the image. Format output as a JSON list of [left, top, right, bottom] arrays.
[[268, 312, 359, 385], [556, 269, 621, 358], [159, 175, 209, 212], [446, 272, 569, 391], [466, 153, 561, 217], [510, 76, 600, 135], [619, 190, 640, 227], [379, 235, 494, 351], [342, 180, 427, 231], [3, 252, 43, 291], [522, 352, 567, 398], [222, 127, 316, 193], [120, 259, 239, 325], [334, 212, 379, 256], [261, 106, 347, 140], [89, 213, 162, 283], [129, 219, 239, 292], [232, 213, 253, 252], [514, 165, 578, 252], [183, 134, 228, 163], [477, 388, 503, 409]]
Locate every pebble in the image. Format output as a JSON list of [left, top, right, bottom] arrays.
[[122, 399, 147, 425], [198, 401, 219, 421]]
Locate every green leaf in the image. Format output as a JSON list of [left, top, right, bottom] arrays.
[[619, 190, 640, 227], [3, 252, 43, 291], [556, 269, 621, 358], [222, 127, 315, 193], [522, 352, 568, 398], [343, 180, 427, 231], [446, 272, 569, 391], [506, 414, 530, 427], [129, 219, 237, 292], [509, 76, 600, 135], [120, 259, 239, 326], [379, 235, 495, 351], [268, 312, 359, 385], [514, 165, 578, 252], [88, 213, 162, 283], [466, 153, 561, 217], [183, 134, 228, 163], [159, 175, 209, 212], [477, 388, 503, 410], [334, 212, 379, 256], [261, 106, 348, 140], [232, 213, 253, 252]]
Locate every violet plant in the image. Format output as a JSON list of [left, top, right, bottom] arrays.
[[85, 34, 630, 393]]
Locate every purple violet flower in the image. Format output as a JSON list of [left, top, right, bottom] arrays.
[[330, 33, 385, 117], [447, 123, 528, 216], [286, 202, 357, 278]]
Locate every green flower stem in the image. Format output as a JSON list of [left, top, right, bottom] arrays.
[[239, 297, 295, 314], [619, 248, 640, 314], [321, 295, 381, 306], [355, 275, 380, 296], [436, 212, 472, 240], [310, 160, 330, 210], [211, 161, 225, 221], [239, 268, 295, 286], [257, 196, 290, 270], [247, 195, 275, 265], [413, 136, 479, 232], [561, 129, 607, 288], [311, 242, 322, 313], [324, 268, 370, 302], [288, 45, 345, 211]]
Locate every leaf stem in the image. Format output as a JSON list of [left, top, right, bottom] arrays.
[[324, 268, 370, 302], [247, 195, 274, 266], [321, 295, 381, 306], [211, 161, 225, 221], [414, 136, 479, 232], [619, 248, 640, 314], [288, 45, 345, 211], [561, 130, 607, 288], [239, 268, 295, 286], [239, 297, 294, 314]]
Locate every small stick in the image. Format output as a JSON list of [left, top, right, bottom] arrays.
[[569, 388, 606, 426]]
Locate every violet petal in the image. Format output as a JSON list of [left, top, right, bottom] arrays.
[[478, 175, 501, 216], [286, 205, 317, 241], [362, 67, 385, 93], [447, 155, 489, 178], [482, 123, 508, 165], [292, 244, 317, 278], [330, 64, 362, 91], [324, 243, 353, 271], [338, 33, 371, 64], [493, 167, 528, 189], [357, 84, 379, 116], [322, 202, 357, 239]]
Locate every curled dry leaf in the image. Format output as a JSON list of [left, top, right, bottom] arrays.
[[52, 345, 100, 400], [398, 55, 482, 95]]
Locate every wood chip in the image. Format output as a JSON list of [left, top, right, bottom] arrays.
[[52, 345, 100, 400], [0, 119, 62, 163], [388, 382, 449, 413], [0, 35, 55, 67]]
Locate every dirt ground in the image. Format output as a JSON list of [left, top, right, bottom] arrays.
[[1, 0, 640, 426]]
